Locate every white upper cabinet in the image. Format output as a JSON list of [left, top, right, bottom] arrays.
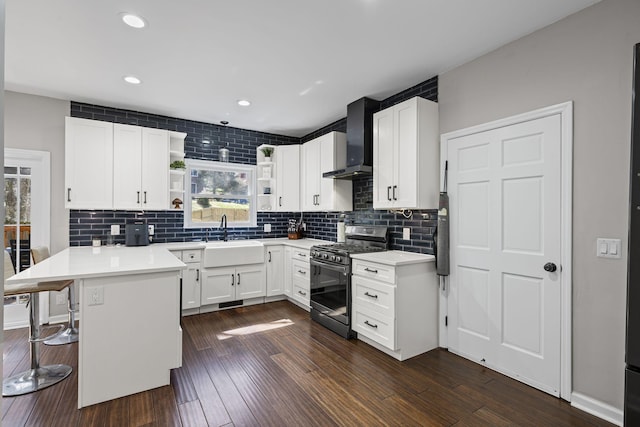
[[113, 124, 169, 210], [66, 117, 178, 210], [65, 117, 114, 209], [373, 97, 439, 210], [275, 145, 300, 212], [301, 132, 352, 212], [141, 128, 170, 210]]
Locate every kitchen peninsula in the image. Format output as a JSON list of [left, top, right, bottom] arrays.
[[6, 245, 185, 408]]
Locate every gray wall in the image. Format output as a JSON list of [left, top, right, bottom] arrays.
[[4, 91, 69, 316], [439, 0, 639, 410]]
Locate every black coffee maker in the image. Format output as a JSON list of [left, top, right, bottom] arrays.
[[125, 221, 149, 246]]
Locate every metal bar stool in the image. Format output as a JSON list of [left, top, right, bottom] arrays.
[[3, 251, 74, 396], [31, 246, 79, 345]]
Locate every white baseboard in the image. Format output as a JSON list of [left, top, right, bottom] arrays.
[[48, 313, 80, 325], [571, 391, 623, 426]]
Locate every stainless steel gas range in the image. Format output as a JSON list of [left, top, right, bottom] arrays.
[[309, 225, 389, 338]]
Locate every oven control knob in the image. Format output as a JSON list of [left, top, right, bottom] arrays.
[[322, 253, 328, 259], [312, 251, 317, 257], [330, 255, 336, 261], [335, 256, 342, 263]]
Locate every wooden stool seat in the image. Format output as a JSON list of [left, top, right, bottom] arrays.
[[5, 279, 73, 297]]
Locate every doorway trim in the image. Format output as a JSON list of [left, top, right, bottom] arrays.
[[4, 148, 51, 327], [439, 101, 573, 401]]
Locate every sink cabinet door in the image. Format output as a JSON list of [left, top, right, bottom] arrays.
[[201, 267, 235, 305], [236, 264, 266, 300], [182, 262, 201, 310], [266, 246, 284, 297]]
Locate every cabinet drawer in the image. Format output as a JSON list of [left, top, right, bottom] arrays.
[[353, 276, 395, 317], [292, 260, 310, 282], [352, 259, 395, 284], [291, 249, 310, 262], [353, 306, 396, 351], [291, 282, 310, 306], [183, 250, 201, 263]]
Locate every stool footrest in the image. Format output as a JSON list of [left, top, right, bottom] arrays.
[[44, 326, 79, 346]]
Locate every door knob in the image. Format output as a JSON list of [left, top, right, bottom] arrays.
[[543, 262, 557, 272]]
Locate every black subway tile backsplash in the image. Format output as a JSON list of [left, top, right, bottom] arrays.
[[70, 75, 438, 254]]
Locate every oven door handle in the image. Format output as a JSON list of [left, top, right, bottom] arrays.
[[310, 259, 349, 275]]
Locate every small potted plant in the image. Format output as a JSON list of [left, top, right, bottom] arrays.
[[260, 146, 274, 162], [170, 160, 186, 170]]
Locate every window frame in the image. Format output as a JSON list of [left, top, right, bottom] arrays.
[[183, 159, 257, 229]]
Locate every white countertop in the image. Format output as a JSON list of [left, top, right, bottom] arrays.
[[6, 245, 186, 285], [158, 237, 330, 251], [351, 250, 436, 266]]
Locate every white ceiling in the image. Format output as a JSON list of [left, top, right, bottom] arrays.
[[6, 0, 599, 137]]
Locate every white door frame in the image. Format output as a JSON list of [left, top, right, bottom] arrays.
[[4, 148, 51, 328], [439, 101, 573, 401]]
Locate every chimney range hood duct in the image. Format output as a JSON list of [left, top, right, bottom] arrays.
[[323, 97, 380, 180]]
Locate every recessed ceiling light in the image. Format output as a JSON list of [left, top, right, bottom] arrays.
[[123, 75, 142, 85], [122, 13, 146, 29], [237, 99, 251, 107]]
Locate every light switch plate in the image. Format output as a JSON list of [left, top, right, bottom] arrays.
[[403, 227, 411, 240], [596, 238, 622, 259], [110, 224, 120, 235], [264, 223, 272, 233]]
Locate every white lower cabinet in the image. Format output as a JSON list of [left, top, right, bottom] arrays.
[[170, 250, 201, 314], [352, 257, 438, 361], [289, 249, 311, 308], [201, 264, 265, 305], [283, 247, 293, 297], [265, 246, 284, 297]]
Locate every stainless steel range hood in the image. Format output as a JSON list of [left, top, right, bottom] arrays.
[[323, 97, 380, 180]]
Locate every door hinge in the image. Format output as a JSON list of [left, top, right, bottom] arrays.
[[445, 315, 448, 327]]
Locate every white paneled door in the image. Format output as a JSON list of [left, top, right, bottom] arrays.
[[446, 114, 562, 396]]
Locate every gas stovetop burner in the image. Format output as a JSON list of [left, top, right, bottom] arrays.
[[310, 225, 389, 265]]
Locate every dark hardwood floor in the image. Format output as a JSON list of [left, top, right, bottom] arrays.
[[2, 301, 613, 426]]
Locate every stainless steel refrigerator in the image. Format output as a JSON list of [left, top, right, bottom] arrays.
[[626, 42, 640, 425]]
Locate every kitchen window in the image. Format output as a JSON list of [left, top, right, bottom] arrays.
[[184, 159, 256, 228]]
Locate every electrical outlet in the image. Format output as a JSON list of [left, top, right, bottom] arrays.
[[87, 286, 104, 306], [110, 224, 120, 235], [264, 223, 272, 233], [403, 227, 411, 240], [148, 224, 155, 236], [55, 293, 67, 305]]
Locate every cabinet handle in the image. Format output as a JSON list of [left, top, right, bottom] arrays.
[[298, 270, 307, 275], [364, 267, 378, 274], [144, 191, 147, 204], [393, 185, 397, 201], [364, 291, 378, 299], [279, 196, 282, 207], [298, 290, 307, 296], [231, 274, 235, 286], [137, 191, 140, 204], [387, 186, 391, 201], [364, 320, 378, 329], [237, 273, 240, 285], [298, 252, 306, 257], [67, 188, 71, 202], [268, 251, 272, 262], [316, 194, 320, 205], [196, 269, 199, 282]]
